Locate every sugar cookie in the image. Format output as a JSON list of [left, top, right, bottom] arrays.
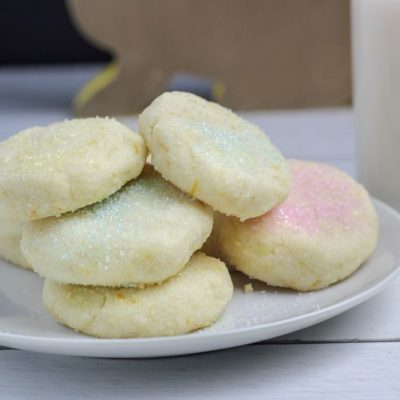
[[0, 118, 146, 221], [43, 253, 233, 338], [22, 166, 213, 286], [139, 92, 290, 220], [210, 160, 378, 291]]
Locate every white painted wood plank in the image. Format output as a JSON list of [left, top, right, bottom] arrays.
[[274, 276, 400, 343], [246, 108, 355, 159], [0, 344, 398, 400]]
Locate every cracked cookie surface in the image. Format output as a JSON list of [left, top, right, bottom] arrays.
[[139, 91, 290, 220], [0, 118, 146, 221], [22, 166, 213, 286], [207, 160, 378, 291], [43, 253, 233, 338]]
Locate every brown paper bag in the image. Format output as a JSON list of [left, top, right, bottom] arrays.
[[69, 0, 350, 116]]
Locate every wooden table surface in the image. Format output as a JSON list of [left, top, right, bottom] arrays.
[[0, 66, 399, 400]]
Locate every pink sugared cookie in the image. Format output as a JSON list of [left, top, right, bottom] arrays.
[[208, 160, 378, 291]]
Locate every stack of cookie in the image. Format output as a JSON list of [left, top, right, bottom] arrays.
[[23, 162, 234, 338], [0, 91, 378, 338], [0, 117, 146, 272], [0, 106, 250, 338]]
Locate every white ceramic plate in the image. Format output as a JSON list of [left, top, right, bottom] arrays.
[[0, 199, 399, 358]]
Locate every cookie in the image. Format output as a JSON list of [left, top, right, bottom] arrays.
[[209, 160, 378, 291], [139, 91, 290, 220], [0, 219, 30, 269], [22, 166, 213, 286], [43, 252, 233, 338], [0, 118, 146, 221]]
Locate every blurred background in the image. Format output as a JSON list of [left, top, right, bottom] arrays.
[[0, 0, 351, 116], [0, 1, 109, 64]]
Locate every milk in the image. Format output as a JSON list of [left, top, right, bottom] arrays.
[[352, 0, 400, 210]]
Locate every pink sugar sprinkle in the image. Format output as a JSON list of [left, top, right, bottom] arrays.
[[249, 160, 366, 234]]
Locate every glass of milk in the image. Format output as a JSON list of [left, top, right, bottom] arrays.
[[352, 0, 400, 210]]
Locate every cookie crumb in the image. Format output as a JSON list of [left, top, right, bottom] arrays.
[[116, 291, 125, 300], [244, 283, 253, 293]]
